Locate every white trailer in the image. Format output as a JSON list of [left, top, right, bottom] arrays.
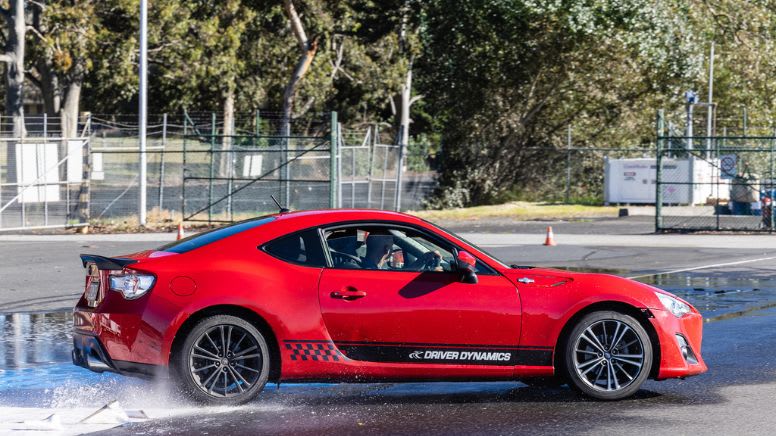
[[604, 157, 728, 205]]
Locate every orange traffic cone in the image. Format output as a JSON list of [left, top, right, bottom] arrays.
[[176, 222, 185, 240], [543, 226, 557, 246]]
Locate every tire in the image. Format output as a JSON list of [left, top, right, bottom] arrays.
[[562, 311, 652, 400], [171, 315, 271, 405]]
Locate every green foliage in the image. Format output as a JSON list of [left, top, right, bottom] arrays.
[[10, 0, 776, 208]]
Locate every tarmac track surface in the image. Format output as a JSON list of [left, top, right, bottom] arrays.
[[1, 219, 775, 434]]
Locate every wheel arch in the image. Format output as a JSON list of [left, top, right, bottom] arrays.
[[168, 304, 282, 382], [553, 300, 661, 379]]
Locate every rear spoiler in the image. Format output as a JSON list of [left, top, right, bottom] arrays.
[[80, 254, 138, 270]]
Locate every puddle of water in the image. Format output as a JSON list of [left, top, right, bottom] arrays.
[[638, 273, 776, 319], [555, 267, 776, 320], [1, 273, 775, 410]]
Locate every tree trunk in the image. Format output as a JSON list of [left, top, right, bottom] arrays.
[[399, 66, 412, 152], [31, 4, 60, 118], [2, 0, 26, 184], [281, 0, 319, 205], [281, 0, 318, 138], [4, 0, 25, 139], [39, 61, 61, 117], [59, 81, 81, 183], [61, 82, 81, 139], [219, 87, 234, 178]]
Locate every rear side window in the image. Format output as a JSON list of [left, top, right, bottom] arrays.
[[159, 217, 275, 254], [263, 229, 326, 267]]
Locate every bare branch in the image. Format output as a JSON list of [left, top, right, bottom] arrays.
[[26, 25, 45, 41], [0, 53, 12, 63], [283, 0, 308, 51], [409, 94, 423, 105]]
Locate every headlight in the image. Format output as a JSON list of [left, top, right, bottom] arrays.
[[656, 293, 691, 318], [109, 271, 155, 300]]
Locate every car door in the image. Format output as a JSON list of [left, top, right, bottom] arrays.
[[318, 222, 523, 367]]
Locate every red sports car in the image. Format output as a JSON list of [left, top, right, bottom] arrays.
[[72, 209, 707, 404]]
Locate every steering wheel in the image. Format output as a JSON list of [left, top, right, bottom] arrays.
[[330, 250, 362, 268]]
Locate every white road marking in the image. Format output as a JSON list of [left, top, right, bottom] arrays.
[[627, 256, 776, 280]]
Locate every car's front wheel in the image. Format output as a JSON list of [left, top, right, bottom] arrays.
[[172, 315, 270, 405], [563, 311, 652, 400]]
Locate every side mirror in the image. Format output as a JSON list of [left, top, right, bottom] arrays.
[[456, 251, 478, 284]]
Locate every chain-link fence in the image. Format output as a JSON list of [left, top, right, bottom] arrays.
[[655, 108, 776, 232]]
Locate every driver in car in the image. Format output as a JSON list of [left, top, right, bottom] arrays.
[[361, 233, 443, 271]]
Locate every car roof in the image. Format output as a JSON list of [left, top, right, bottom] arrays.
[[273, 208, 423, 225]]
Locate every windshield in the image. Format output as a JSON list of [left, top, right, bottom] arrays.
[[158, 216, 275, 254]]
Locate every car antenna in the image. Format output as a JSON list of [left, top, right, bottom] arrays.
[[271, 194, 290, 213]]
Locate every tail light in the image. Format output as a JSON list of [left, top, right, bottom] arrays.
[[109, 270, 156, 300], [84, 263, 103, 307]]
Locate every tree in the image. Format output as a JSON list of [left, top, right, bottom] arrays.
[[28, 0, 101, 139], [419, 0, 702, 206], [0, 0, 26, 139]]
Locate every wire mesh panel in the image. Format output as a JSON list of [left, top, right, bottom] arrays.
[[656, 135, 776, 232], [0, 133, 90, 231], [181, 112, 334, 223]]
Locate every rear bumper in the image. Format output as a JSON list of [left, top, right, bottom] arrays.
[[72, 332, 161, 378]]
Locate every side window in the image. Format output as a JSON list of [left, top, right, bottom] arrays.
[[263, 229, 326, 267], [325, 225, 456, 272]]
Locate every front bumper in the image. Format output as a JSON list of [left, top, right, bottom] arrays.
[[650, 309, 708, 380], [72, 332, 160, 378]]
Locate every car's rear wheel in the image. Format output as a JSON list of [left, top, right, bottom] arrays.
[[563, 311, 652, 400], [172, 315, 270, 405]]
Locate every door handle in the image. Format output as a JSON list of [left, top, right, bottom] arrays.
[[330, 287, 367, 300], [517, 277, 535, 284]]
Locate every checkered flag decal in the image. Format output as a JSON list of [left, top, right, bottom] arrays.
[[285, 341, 343, 362]]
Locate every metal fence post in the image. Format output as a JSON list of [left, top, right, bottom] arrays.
[[208, 112, 216, 224], [366, 125, 375, 208], [337, 122, 343, 208], [78, 130, 92, 228], [43, 113, 48, 226], [565, 125, 572, 204], [655, 110, 664, 232], [329, 111, 338, 208], [181, 111, 188, 219], [394, 125, 406, 212], [254, 109, 260, 146], [158, 113, 167, 212], [716, 128, 722, 231], [770, 130, 775, 232]]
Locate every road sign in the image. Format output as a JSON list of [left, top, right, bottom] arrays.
[[720, 154, 736, 180]]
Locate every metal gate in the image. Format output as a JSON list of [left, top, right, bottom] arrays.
[[338, 126, 402, 210], [656, 119, 776, 232]]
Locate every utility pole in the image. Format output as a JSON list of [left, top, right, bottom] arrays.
[[138, 0, 148, 225], [685, 90, 698, 150], [706, 42, 715, 158]]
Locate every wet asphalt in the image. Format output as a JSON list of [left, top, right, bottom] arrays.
[[88, 302, 776, 435], [1, 218, 776, 434]]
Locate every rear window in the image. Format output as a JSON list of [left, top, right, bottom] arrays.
[[263, 229, 326, 267], [159, 216, 275, 254]]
